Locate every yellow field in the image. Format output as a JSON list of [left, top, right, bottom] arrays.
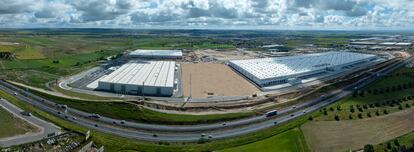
[[301, 109, 414, 152]]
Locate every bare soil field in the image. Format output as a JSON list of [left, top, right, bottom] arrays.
[[181, 63, 259, 98], [301, 109, 414, 152]]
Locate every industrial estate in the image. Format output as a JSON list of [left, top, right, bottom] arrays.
[[0, 29, 414, 152]]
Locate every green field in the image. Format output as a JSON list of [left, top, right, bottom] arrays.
[[27, 89, 255, 125], [0, 106, 38, 138], [375, 131, 414, 151], [221, 128, 309, 152], [315, 67, 414, 121]]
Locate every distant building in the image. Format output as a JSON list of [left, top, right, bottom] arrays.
[[228, 51, 378, 87], [129, 49, 183, 59]]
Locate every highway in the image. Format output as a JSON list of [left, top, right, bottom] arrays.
[[0, 57, 409, 142], [0, 98, 61, 147]]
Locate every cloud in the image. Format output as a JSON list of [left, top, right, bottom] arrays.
[[0, 0, 413, 29]]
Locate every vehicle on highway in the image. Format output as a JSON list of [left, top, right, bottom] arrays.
[[13, 92, 18, 96], [208, 135, 213, 139], [20, 111, 32, 116], [201, 133, 206, 137], [273, 121, 278, 124], [91, 113, 101, 119], [120, 120, 125, 124], [265, 110, 278, 117], [72, 117, 77, 120]]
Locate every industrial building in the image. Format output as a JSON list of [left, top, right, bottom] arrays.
[[129, 49, 183, 59], [228, 51, 378, 87], [97, 61, 176, 96]]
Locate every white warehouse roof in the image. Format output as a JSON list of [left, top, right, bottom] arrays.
[[129, 49, 182, 58], [99, 61, 175, 87], [229, 51, 376, 80]]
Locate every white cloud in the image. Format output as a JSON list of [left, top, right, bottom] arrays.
[[0, 0, 413, 29]]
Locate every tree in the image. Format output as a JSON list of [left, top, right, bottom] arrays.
[[336, 106, 341, 111], [406, 103, 411, 108], [399, 105, 403, 110], [384, 109, 388, 115], [349, 114, 353, 119], [375, 110, 380, 116], [334, 115, 340, 121], [363, 144, 374, 152], [329, 107, 334, 111], [308, 116, 313, 121], [387, 142, 392, 149], [324, 110, 328, 115], [394, 140, 400, 147], [367, 112, 372, 117], [358, 113, 363, 119]]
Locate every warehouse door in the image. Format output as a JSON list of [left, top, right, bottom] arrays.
[[156, 88, 161, 95], [110, 84, 114, 92]]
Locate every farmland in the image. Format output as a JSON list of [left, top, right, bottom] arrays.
[[302, 109, 414, 152], [0, 106, 39, 138]]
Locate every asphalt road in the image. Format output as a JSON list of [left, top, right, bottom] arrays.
[[0, 57, 409, 142], [0, 99, 61, 147]]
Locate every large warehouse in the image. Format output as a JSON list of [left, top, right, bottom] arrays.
[[129, 49, 183, 59], [97, 61, 176, 96], [228, 51, 378, 87]]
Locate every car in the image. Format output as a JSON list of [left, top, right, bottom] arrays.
[[72, 117, 77, 120], [120, 120, 125, 124], [292, 106, 297, 109], [57, 111, 61, 114], [265, 110, 278, 117], [113, 121, 117, 124], [64, 115, 68, 119], [222, 122, 226, 126], [208, 135, 213, 139], [201, 133, 206, 137], [13, 92, 18, 96], [303, 110, 307, 113], [290, 114, 295, 117], [94, 124, 98, 127], [153, 134, 158, 137], [273, 121, 278, 124]]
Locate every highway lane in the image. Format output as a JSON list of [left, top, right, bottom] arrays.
[[0, 57, 409, 142], [0, 99, 61, 147]]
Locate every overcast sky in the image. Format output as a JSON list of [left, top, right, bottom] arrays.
[[0, 0, 413, 30]]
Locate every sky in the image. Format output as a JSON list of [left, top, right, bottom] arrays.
[[0, 0, 414, 30]]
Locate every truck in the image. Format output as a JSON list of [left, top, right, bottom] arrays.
[[265, 110, 278, 117]]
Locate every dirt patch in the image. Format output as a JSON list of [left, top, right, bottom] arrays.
[[301, 109, 414, 152], [181, 63, 259, 98]]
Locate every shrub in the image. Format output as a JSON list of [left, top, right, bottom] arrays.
[[334, 115, 340, 121], [367, 112, 372, 117], [399, 105, 403, 110], [349, 114, 353, 119], [384, 109, 389, 115], [308, 116, 313, 121], [394, 140, 400, 147], [358, 113, 363, 119], [375, 110, 380, 116], [406, 103, 411, 108], [363, 144, 374, 152], [324, 110, 328, 115], [329, 107, 334, 111]]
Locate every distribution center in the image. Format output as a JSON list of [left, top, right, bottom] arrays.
[[228, 51, 378, 87], [129, 49, 183, 59], [97, 60, 176, 96]]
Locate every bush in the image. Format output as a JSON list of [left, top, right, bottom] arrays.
[[399, 105, 403, 110], [384, 109, 389, 115], [394, 140, 400, 147], [406, 103, 411, 108], [363, 144, 374, 152], [308, 116, 313, 121], [350, 108, 355, 113], [324, 110, 328, 115], [358, 113, 363, 119], [349, 114, 353, 119], [336, 106, 341, 111], [329, 107, 334, 111], [387, 142, 392, 149], [367, 112, 372, 117], [375, 110, 380, 116], [334, 115, 340, 121]]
